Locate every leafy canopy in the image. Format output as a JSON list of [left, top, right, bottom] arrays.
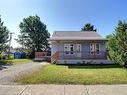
[[81, 23, 96, 31], [0, 15, 9, 53], [16, 15, 50, 53]]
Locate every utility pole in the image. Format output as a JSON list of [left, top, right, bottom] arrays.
[[8, 32, 14, 58]]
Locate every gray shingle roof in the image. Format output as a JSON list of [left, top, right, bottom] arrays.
[[48, 31, 107, 41]]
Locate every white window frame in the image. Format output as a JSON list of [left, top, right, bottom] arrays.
[[90, 43, 100, 55], [90, 43, 94, 55], [95, 43, 100, 55], [70, 44, 74, 54], [76, 44, 81, 53], [64, 44, 70, 54], [64, 44, 74, 55]]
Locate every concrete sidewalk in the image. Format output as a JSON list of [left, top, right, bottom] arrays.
[[0, 84, 127, 95]]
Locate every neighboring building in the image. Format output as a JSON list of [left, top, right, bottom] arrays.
[[48, 31, 113, 64], [14, 52, 26, 59]]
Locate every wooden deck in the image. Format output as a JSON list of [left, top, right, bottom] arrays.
[[34, 52, 50, 61]]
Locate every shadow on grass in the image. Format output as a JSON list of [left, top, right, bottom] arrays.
[[59, 64, 123, 69], [0, 60, 13, 70]]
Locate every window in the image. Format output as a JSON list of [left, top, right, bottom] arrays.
[[90, 43, 100, 55], [64, 44, 69, 54], [96, 43, 100, 54], [70, 44, 74, 54], [64, 44, 74, 54], [76, 44, 81, 53], [90, 43, 94, 55]]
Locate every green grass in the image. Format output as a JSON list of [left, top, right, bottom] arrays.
[[0, 59, 33, 65], [16, 64, 127, 85]]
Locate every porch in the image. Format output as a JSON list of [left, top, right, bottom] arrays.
[[56, 51, 113, 64], [51, 50, 113, 64]]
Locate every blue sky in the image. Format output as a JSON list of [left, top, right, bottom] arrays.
[[0, 0, 127, 47]]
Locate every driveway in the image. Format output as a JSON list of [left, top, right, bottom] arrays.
[[0, 84, 127, 95], [0, 62, 47, 85]]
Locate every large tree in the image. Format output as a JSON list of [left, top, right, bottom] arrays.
[[0, 15, 9, 54], [107, 20, 127, 66], [81, 23, 96, 31], [16, 15, 50, 57]]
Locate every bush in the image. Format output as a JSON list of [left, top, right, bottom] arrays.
[[8, 54, 14, 60], [0, 52, 6, 60]]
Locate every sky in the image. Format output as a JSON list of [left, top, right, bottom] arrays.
[[0, 0, 127, 48]]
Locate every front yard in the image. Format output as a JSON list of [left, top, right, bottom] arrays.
[[16, 64, 127, 85], [0, 59, 33, 65]]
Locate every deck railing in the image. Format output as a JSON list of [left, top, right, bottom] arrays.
[[34, 52, 47, 61], [51, 51, 59, 64]]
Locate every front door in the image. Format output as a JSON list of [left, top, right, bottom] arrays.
[[76, 44, 81, 57]]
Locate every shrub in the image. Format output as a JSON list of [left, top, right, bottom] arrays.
[[8, 54, 14, 60]]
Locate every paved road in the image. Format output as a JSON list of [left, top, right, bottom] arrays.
[[0, 62, 46, 85], [0, 84, 127, 95]]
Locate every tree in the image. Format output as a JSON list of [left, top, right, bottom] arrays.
[[16, 15, 50, 57], [107, 20, 127, 67], [81, 23, 96, 31], [0, 15, 9, 54]]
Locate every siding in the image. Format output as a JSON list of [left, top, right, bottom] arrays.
[[51, 42, 63, 56], [51, 41, 107, 59], [51, 42, 59, 56], [82, 42, 90, 58], [100, 42, 106, 51]]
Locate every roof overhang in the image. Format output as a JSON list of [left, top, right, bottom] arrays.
[[48, 38, 108, 42]]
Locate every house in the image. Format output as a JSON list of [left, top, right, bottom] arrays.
[[48, 31, 113, 64]]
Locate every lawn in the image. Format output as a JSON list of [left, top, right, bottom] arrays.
[[0, 59, 33, 65], [16, 64, 127, 85]]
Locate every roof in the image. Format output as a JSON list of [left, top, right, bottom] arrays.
[[48, 31, 107, 41]]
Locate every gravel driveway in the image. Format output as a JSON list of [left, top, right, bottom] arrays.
[[0, 62, 47, 85]]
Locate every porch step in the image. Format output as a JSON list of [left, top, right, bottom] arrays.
[[57, 59, 114, 64]]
